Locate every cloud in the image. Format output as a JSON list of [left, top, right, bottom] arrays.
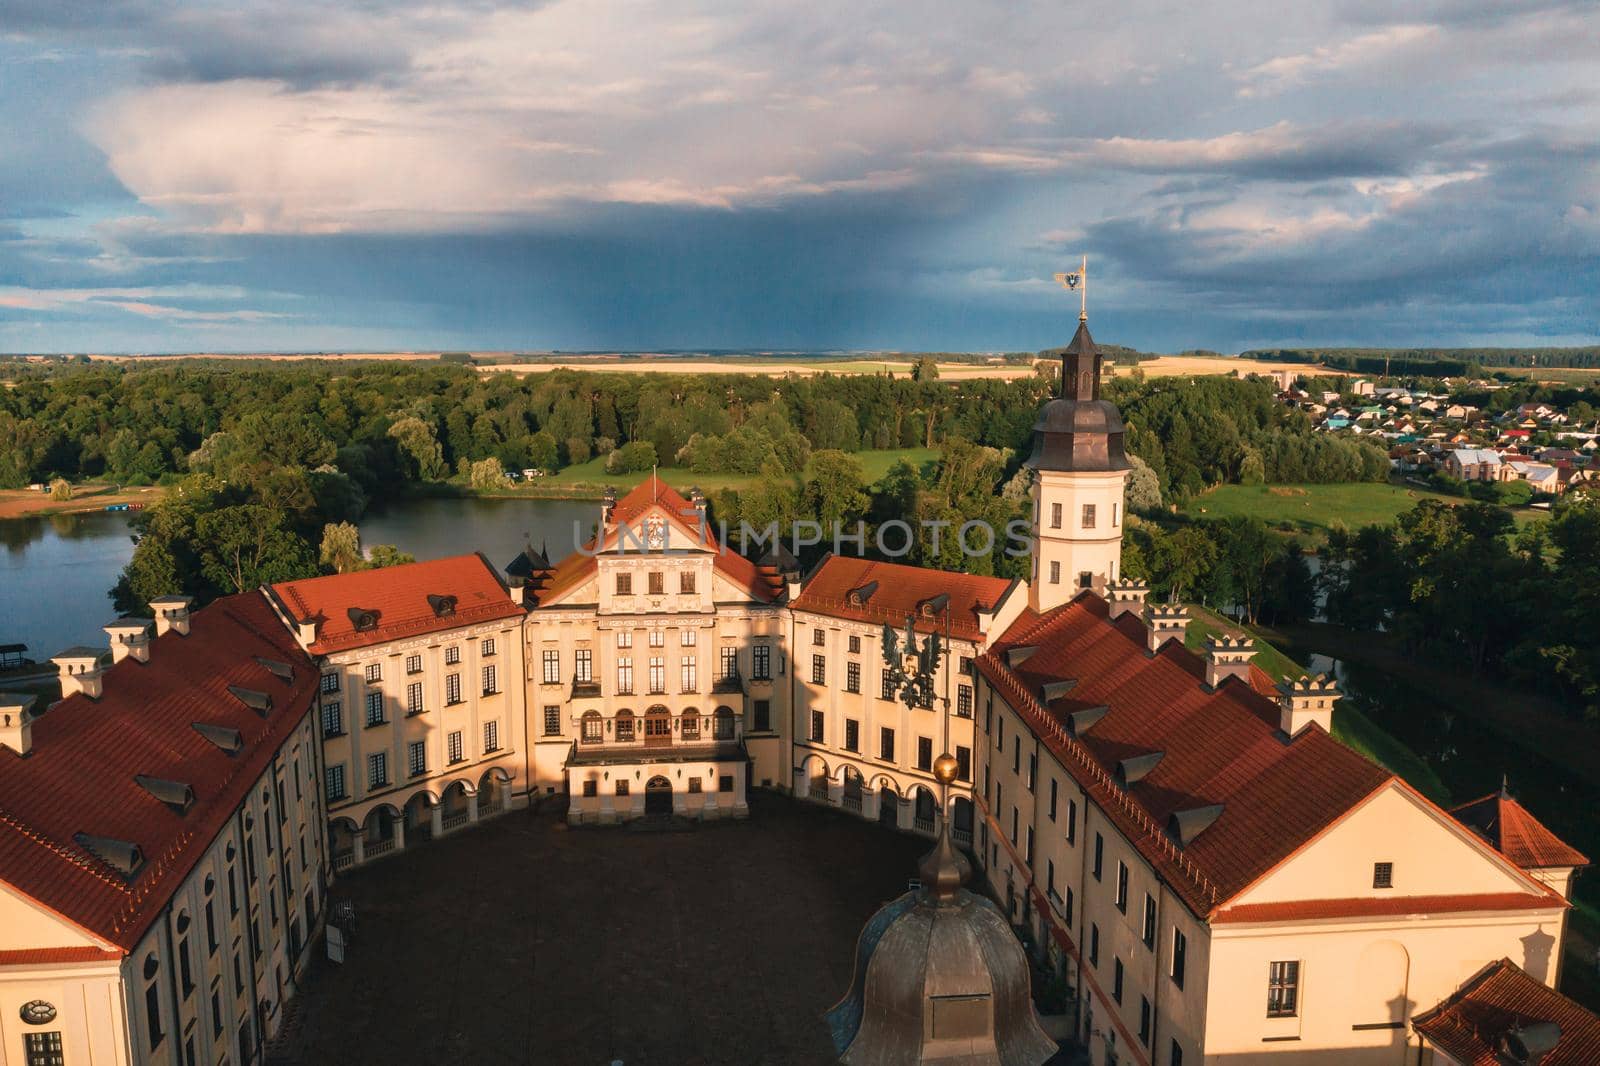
[[1236, 25, 1438, 97]]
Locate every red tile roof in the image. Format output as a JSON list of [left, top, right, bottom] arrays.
[[1415, 958, 1600, 1065], [1452, 791, 1590, 871], [791, 555, 1017, 642], [0, 593, 319, 952], [536, 478, 776, 606], [1213, 892, 1566, 925], [0, 946, 123, 966], [270, 553, 524, 654], [976, 593, 1396, 917]]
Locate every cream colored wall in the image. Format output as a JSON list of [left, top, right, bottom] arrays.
[[565, 758, 748, 824], [0, 886, 103, 953], [0, 957, 127, 1066], [1031, 469, 1129, 612]]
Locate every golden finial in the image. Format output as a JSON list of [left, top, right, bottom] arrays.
[[1053, 254, 1088, 322]]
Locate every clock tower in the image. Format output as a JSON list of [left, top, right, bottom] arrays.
[[1026, 318, 1132, 613]]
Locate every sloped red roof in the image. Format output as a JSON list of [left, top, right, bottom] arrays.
[[0, 946, 123, 966], [976, 593, 1395, 918], [536, 477, 775, 606], [1415, 958, 1600, 1065], [271, 553, 524, 654], [0, 593, 318, 952], [791, 555, 1017, 642], [1213, 892, 1564, 924], [1452, 791, 1590, 870]]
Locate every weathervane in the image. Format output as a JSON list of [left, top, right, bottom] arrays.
[[881, 613, 945, 712], [1054, 254, 1087, 322]]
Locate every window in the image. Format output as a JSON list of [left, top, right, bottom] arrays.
[[810, 711, 825, 743], [582, 714, 603, 744], [959, 655, 973, 676], [448, 730, 464, 763], [1010, 807, 1018, 844], [688, 778, 702, 793], [1171, 928, 1187, 989], [543, 705, 561, 736], [1079, 571, 1094, 590], [1093, 833, 1104, 880], [483, 720, 500, 753], [481, 637, 496, 657], [1116, 861, 1129, 912], [680, 658, 698, 692], [1089, 923, 1100, 966], [1067, 799, 1077, 844], [617, 657, 634, 694], [405, 654, 422, 675], [1113, 502, 1121, 527], [1170, 1039, 1183, 1066], [812, 627, 826, 647], [615, 779, 629, 797], [649, 629, 664, 648], [616, 573, 632, 595], [1064, 886, 1074, 926], [582, 779, 597, 797], [719, 775, 733, 793], [575, 648, 592, 682], [326, 764, 347, 801], [144, 955, 164, 1049], [846, 661, 860, 693], [753, 699, 771, 732], [648, 571, 664, 595], [321, 700, 343, 737], [445, 645, 460, 665], [616, 712, 635, 741], [648, 657, 665, 694], [1051, 501, 1062, 528], [445, 672, 462, 704], [320, 672, 339, 694], [879, 727, 895, 762], [680, 571, 696, 594], [1028, 753, 1037, 790], [364, 691, 384, 726], [1267, 961, 1300, 1017], [482, 664, 498, 695], [957, 684, 972, 716], [367, 752, 388, 789], [1139, 997, 1151, 1045], [406, 681, 424, 716], [880, 669, 895, 700], [617, 630, 633, 648], [542, 650, 560, 684], [1012, 736, 1019, 774], [25, 1032, 64, 1066], [1025, 826, 1034, 864], [1113, 957, 1124, 1003], [407, 741, 426, 777], [844, 719, 860, 752], [1048, 779, 1058, 821], [1082, 503, 1097, 529], [364, 663, 382, 684], [1049, 560, 1061, 584], [917, 736, 933, 772], [753, 644, 771, 679], [1047, 859, 1057, 896], [1373, 861, 1394, 888], [955, 745, 971, 781], [844, 634, 859, 655], [719, 646, 738, 680], [1143, 894, 1157, 949]]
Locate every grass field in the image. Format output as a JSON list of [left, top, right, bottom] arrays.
[[1181, 481, 1546, 541], [0, 482, 165, 519], [478, 447, 942, 497]]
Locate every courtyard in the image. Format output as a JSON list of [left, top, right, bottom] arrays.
[[273, 794, 934, 1065]]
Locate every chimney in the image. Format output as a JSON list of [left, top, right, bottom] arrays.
[[1106, 579, 1150, 621], [0, 693, 37, 756], [1278, 674, 1339, 737], [149, 595, 194, 637], [1144, 603, 1189, 655], [1204, 634, 1256, 689], [104, 619, 152, 665], [296, 618, 318, 646], [601, 486, 618, 534], [52, 649, 104, 699]]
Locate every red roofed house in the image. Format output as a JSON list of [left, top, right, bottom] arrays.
[[266, 553, 527, 870], [1414, 957, 1600, 1065], [0, 593, 325, 1066]]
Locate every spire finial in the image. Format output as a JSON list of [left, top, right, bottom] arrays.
[[917, 753, 971, 904]]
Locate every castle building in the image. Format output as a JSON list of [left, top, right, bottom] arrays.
[[0, 319, 1591, 1066]]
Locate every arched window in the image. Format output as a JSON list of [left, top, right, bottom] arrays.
[[615, 709, 635, 742], [714, 706, 736, 740], [143, 952, 163, 1049], [681, 709, 700, 741], [581, 710, 603, 745]]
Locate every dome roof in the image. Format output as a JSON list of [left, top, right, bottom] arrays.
[[1026, 321, 1130, 474]]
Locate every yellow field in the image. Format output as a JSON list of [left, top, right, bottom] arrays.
[[1112, 355, 1328, 379], [478, 359, 1038, 379]]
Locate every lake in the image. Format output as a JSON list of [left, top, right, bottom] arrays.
[[0, 496, 597, 663]]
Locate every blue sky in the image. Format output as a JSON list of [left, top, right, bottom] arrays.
[[1, 0, 1597, 354]]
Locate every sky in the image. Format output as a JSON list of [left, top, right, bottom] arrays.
[[1, 0, 1597, 354]]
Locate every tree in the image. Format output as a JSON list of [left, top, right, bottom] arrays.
[[366, 544, 416, 569], [194, 504, 316, 594], [469, 456, 510, 490], [49, 477, 71, 501], [911, 356, 940, 382], [803, 450, 870, 528], [1124, 454, 1162, 512], [320, 522, 364, 574], [605, 440, 657, 474], [388, 416, 445, 480]]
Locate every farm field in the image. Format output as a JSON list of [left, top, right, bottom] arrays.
[[1180, 481, 1545, 540], [1111, 354, 1325, 379], [477, 358, 1037, 379]]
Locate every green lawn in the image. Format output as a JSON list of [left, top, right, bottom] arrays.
[[1184, 605, 1450, 803], [497, 447, 941, 496], [1181, 481, 1545, 541]]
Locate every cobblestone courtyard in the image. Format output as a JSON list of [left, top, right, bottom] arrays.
[[275, 794, 930, 1065]]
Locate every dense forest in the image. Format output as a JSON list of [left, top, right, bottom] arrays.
[[1246, 346, 1600, 376]]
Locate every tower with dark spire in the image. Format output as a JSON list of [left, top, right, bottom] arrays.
[[1026, 316, 1132, 612]]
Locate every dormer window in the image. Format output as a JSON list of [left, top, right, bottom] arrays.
[[348, 607, 379, 632], [74, 832, 145, 878], [1373, 862, 1393, 889], [427, 594, 457, 618], [135, 775, 195, 814], [227, 686, 272, 715]]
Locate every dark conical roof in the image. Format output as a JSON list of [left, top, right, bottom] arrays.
[[1027, 320, 1131, 474]]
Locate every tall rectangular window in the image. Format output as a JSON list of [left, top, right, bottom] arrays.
[[848, 634, 861, 654], [753, 644, 771, 679], [1171, 928, 1187, 989], [1093, 833, 1104, 880], [1089, 923, 1099, 966], [810, 711, 825, 743], [812, 654, 826, 685], [1067, 800, 1077, 844], [648, 657, 665, 694], [957, 684, 972, 715], [753, 699, 771, 731], [813, 627, 826, 647], [367, 752, 387, 789], [844, 719, 860, 752], [1082, 503, 1097, 529], [879, 727, 895, 762], [846, 661, 860, 693], [917, 736, 933, 771], [1116, 861, 1129, 913], [447, 730, 464, 763], [1373, 861, 1394, 888], [1139, 997, 1151, 1045], [720, 646, 739, 680], [881, 669, 895, 700], [320, 672, 339, 694], [480, 637, 496, 657], [955, 745, 971, 781], [1170, 1040, 1183, 1066], [321, 701, 343, 737], [1113, 957, 1124, 1003], [325, 764, 346, 801], [405, 654, 422, 675], [407, 741, 426, 777], [648, 571, 664, 595], [616, 573, 632, 595], [445, 673, 461, 704], [1049, 561, 1061, 584], [575, 648, 592, 682], [617, 657, 633, 694], [406, 681, 424, 716], [365, 692, 384, 727], [1051, 501, 1062, 528], [481, 664, 498, 695], [1267, 961, 1300, 1017], [1143, 893, 1157, 949], [616, 630, 633, 648], [649, 629, 664, 648], [542, 650, 560, 684], [543, 705, 561, 736], [445, 645, 460, 665], [364, 663, 382, 684], [483, 720, 500, 753], [679, 570, 696, 594], [680, 658, 697, 692], [1048, 778, 1058, 821]]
